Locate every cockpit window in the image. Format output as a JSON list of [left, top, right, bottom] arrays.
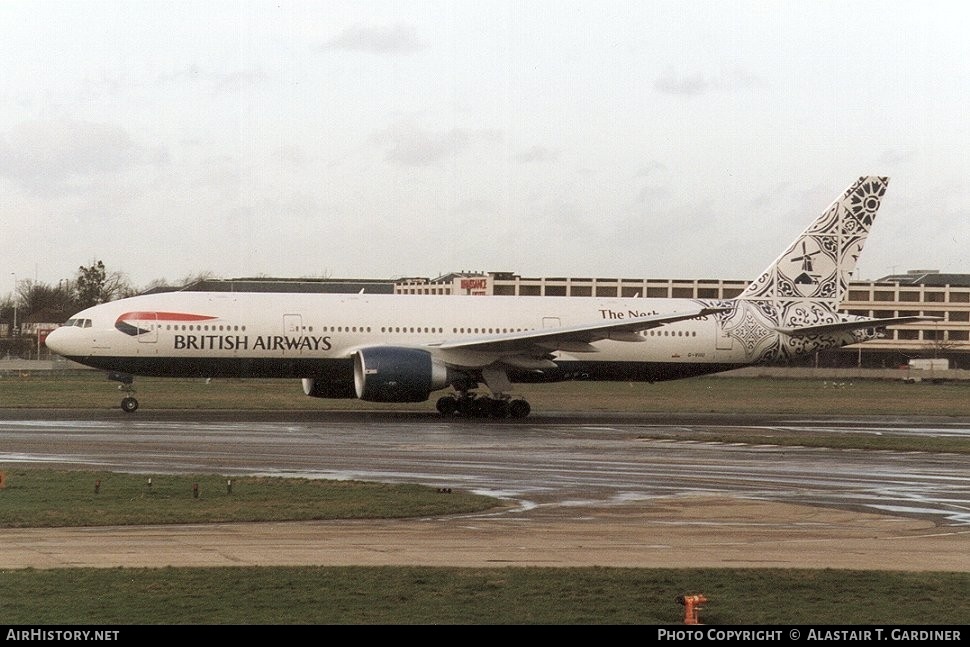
[[62, 318, 92, 328]]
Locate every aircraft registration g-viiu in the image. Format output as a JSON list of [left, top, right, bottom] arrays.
[[47, 176, 929, 417]]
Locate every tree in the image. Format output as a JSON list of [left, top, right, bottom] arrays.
[[19, 280, 74, 322], [74, 261, 133, 309], [925, 327, 957, 360], [177, 270, 215, 289], [75, 261, 107, 308], [0, 294, 14, 337]]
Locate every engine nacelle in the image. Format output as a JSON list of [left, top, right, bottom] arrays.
[[353, 347, 451, 403], [301, 375, 356, 399]]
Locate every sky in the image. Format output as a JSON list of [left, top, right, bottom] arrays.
[[2, 0, 969, 293]]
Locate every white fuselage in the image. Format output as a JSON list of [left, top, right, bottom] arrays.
[[46, 291, 750, 383]]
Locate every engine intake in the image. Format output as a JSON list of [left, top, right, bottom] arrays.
[[301, 376, 356, 399], [354, 347, 451, 402]]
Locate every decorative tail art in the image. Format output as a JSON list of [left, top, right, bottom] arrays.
[[740, 176, 889, 308], [718, 177, 892, 363]]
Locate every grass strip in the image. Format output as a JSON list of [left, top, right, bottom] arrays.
[[0, 468, 499, 528], [1, 566, 967, 624]]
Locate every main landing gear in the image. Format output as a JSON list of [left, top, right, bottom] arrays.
[[437, 367, 531, 418], [108, 372, 139, 413], [435, 393, 531, 419]]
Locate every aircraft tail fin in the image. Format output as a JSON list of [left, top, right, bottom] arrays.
[[738, 176, 889, 311]]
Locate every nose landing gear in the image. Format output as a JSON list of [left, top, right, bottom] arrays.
[[108, 372, 139, 413], [121, 396, 139, 413]]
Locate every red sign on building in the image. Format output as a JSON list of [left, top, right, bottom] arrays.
[[460, 278, 487, 291]]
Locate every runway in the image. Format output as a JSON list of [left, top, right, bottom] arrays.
[[1, 410, 968, 571]]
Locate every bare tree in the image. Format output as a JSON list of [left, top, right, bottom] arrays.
[[176, 270, 216, 289], [18, 280, 74, 321], [925, 328, 957, 359]]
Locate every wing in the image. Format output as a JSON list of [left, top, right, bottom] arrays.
[[776, 315, 942, 337], [430, 306, 728, 356]]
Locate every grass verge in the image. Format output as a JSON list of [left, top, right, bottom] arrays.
[[5, 371, 970, 416], [0, 468, 499, 527], [1, 566, 967, 624]]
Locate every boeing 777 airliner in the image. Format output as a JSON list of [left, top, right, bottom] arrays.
[[46, 176, 928, 417]]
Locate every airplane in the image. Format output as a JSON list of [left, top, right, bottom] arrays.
[[46, 176, 933, 417]]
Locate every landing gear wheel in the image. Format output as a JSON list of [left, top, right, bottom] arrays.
[[473, 396, 493, 417], [442, 392, 530, 419], [108, 373, 138, 413], [508, 399, 530, 419], [436, 395, 458, 415], [489, 399, 511, 418], [457, 395, 475, 417]]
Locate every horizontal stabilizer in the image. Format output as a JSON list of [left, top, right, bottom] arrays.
[[777, 316, 942, 337]]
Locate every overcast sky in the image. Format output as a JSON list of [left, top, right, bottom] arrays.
[[2, 1, 969, 292]]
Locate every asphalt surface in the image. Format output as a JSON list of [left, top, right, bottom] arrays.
[[1, 409, 968, 571]]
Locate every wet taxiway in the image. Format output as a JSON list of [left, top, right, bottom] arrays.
[[0, 410, 968, 570]]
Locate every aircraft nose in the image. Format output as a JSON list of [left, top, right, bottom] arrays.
[[45, 326, 71, 355]]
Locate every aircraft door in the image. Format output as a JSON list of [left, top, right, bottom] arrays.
[[137, 312, 158, 344], [542, 317, 561, 329], [283, 314, 304, 356], [284, 314, 303, 335]]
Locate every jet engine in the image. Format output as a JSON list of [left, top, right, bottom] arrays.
[[301, 375, 356, 399], [353, 347, 452, 402]]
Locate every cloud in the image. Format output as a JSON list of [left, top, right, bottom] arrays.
[[155, 64, 268, 95], [654, 67, 764, 96], [370, 121, 500, 167], [449, 198, 496, 218], [322, 24, 425, 54], [654, 69, 715, 96], [156, 64, 204, 85], [210, 69, 270, 94], [632, 162, 669, 203], [634, 161, 667, 178], [879, 147, 918, 165], [514, 145, 560, 164], [0, 120, 166, 195]]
